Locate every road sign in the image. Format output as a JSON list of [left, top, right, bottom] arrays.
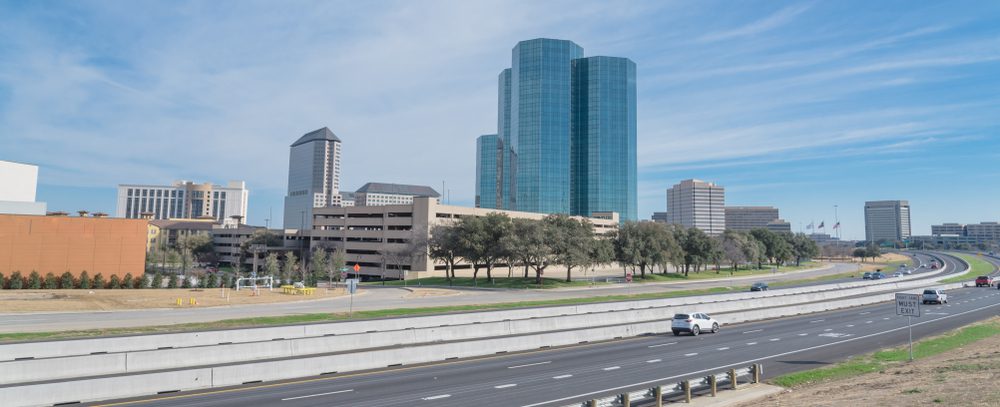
[[346, 278, 359, 294], [339, 267, 349, 272], [353, 263, 361, 272], [340, 272, 348, 280], [895, 293, 921, 317]]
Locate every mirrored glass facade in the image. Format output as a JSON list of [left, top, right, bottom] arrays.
[[475, 134, 501, 209], [571, 56, 637, 221], [480, 38, 636, 222]]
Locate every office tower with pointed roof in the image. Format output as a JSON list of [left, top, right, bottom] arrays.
[[283, 127, 342, 230]]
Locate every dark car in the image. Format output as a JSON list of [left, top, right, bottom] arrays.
[[862, 272, 873, 280], [750, 282, 769, 291], [871, 272, 886, 280]]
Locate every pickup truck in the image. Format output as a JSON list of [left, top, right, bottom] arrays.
[[975, 276, 994, 287]]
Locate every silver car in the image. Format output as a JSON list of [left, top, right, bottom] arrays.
[[922, 289, 948, 304]]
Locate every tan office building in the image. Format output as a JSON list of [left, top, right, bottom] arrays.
[[310, 197, 618, 278], [666, 179, 725, 236], [0, 214, 147, 280]]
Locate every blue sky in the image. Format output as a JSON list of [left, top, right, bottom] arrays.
[[1, 0, 998, 239]]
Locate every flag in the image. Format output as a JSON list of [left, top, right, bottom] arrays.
[[806, 222, 814, 230], [818, 221, 825, 229], [833, 222, 840, 229]]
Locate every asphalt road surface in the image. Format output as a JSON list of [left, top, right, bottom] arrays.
[[88, 254, 997, 407]]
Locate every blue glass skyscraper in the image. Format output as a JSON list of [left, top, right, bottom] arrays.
[[511, 39, 583, 215], [475, 134, 501, 209], [478, 38, 637, 222], [571, 56, 637, 221]]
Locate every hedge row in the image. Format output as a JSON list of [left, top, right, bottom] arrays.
[[0, 271, 233, 290]]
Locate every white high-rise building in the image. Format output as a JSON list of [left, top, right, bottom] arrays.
[[864, 200, 911, 242], [116, 180, 248, 226], [666, 179, 725, 236], [0, 160, 47, 215], [283, 127, 342, 230]]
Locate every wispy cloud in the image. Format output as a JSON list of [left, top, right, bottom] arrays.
[[698, 3, 813, 43]]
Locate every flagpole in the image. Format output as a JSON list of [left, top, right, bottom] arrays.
[[834, 205, 840, 240]]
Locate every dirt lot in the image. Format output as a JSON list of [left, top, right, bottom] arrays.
[[0, 288, 348, 312], [743, 319, 1000, 407]]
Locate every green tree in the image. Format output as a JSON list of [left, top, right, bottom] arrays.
[[749, 229, 792, 268], [43, 272, 58, 289], [180, 274, 191, 288], [92, 273, 105, 289], [543, 215, 594, 283], [587, 236, 615, 279], [788, 233, 820, 266], [428, 225, 461, 283], [78, 271, 91, 289], [719, 230, 750, 272], [10, 271, 24, 289], [865, 243, 881, 261], [123, 273, 134, 289], [166, 273, 178, 288], [455, 213, 512, 282], [329, 249, 346, 284], [28, 271, 42, 289], [309, 248, 328, 287], [264, 252, 281, 278], [207, 273, 218, 288], [108, 274, 121, 289], [283, 252, 298, 284], [151, 272, 163, 289], [60, 271, 75, 289], [678, 228, 715, 275]]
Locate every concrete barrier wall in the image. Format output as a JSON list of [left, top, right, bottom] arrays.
[[0, 368, 212, 407], [2, 255, 946, 362]]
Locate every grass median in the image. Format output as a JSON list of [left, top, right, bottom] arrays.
[[938, 253, 995, 284], [771, 318, 1000, 388]]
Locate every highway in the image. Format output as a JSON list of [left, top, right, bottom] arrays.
[[2, 261, 871, 333], [88, 253, 999, 407]]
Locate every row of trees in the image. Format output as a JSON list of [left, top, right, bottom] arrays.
[[0, 270, 142, 290], [427, 213, 820, 284], [255, 248, 348, 287]]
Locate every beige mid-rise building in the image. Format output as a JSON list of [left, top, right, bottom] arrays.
[[310, 197, 617, 278], [864, 200, 911, 242], [666, 179, 725, 236]]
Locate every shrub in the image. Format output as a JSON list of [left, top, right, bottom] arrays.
[[60, 272, 75, 289], [28, 271, 42, 289], [93, 273, 105, 289], [207, 273, 218, 288], [167, 274, 178, 288], [78, 271, 91, 289], [180, 275, 191, 289], [9, 271, 24, 289], [43, 272, 58, 289], [123, 273, 134, 289], [152, 273, 163, 289], [108, 274, 121, 289], [197, 274, 208, 288], [0, 272, 5, 289]]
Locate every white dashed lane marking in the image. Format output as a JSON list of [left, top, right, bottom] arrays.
[[742, 329, 763, 334], [603, 366, 620, 371], [281, 389, 353, 401], [494, 384, 517, 389], [422, 394, 451, 401], [646, 359, 662, 363], [648, 342, 676, 348], [509, 361, 551, 369], [553, 375, 573, 379], [685, 353, 698, 357], [746, 342, 758, 345], [798, 333, 808, 336], [717, 347, 730, 351], [769, 338, 781, 342]]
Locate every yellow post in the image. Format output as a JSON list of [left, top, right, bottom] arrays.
[[653, 386, 663, 407], [683, 380, 691, 403], [189, 297, 196, 305], [176, 298, 181, 306]]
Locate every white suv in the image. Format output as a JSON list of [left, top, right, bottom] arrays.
[[922, 289, 948, 304], [671, 312, 720, 336]]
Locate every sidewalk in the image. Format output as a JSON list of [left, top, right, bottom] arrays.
[[687, 384, 786, 406]]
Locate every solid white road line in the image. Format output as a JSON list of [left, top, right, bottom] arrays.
[[769, 338, 780, 342], [520, 299, 1000, 407], [646, 359, 662, 363], [809, 319, 824, 323], [508, 361, 551, 369], [552, 374, 573, 379], [281, 389, 353, 401], [865, 321, 873, 324], [495, 384, 517, 389], [648, 342, 676, 348], [603, 366, 620, 371], [846, 324, 855, 327], [423, 394, 451, 401], [742, 329, 763, 334], [860, 312, 871, 315], [797, 333, 808, 336]]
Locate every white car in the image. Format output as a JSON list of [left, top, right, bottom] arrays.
[[671, 312, 720, 336], [892, 272, 903, 278], [922, 289, 948, 304]]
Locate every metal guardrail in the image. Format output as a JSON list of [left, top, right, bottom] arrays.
[[563, 364, 763, 407]]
